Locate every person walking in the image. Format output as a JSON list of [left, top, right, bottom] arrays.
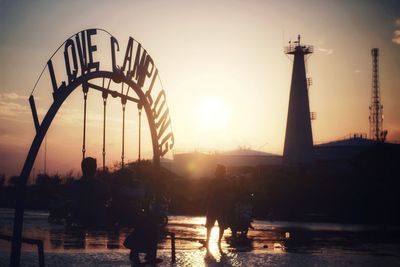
[[205, 164, 231, 247]]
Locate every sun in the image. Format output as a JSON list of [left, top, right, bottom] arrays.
[[196, 96, 229, 130]]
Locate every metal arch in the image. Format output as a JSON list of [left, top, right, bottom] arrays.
[[112, 71, 162, 167], [30, 28, 115, 96], [10, 70, 162, 266], [29, 70, 160, 176]]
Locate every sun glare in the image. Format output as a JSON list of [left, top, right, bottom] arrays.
[[196, 97, 229, 130]]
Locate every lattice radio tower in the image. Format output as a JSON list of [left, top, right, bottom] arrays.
[[369, 48, 386, 141]]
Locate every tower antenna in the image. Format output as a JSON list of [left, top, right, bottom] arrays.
[[369, 48, 387, 141]]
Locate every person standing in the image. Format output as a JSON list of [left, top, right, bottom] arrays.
[[74, 157, 106, 227]]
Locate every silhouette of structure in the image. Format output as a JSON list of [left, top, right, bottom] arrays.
[[11, 29, 175, 266], [369, 48, 387, 141], [283, 35, 314, 164], [314, 133, 374, 161]]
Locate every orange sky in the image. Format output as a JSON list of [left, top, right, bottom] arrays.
[[0, 0, 399, 177]]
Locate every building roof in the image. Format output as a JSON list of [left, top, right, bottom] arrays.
[[174, 149, 281, 157], [220, 149, 280, 157], [315, 136, 378, 148]]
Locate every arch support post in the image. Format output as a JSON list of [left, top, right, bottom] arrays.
[[10, 124, 51, 266], [10, 88, 67, 266]]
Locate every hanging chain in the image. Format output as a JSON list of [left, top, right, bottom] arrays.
[[82, 85, 88, 160], [102, 91, 108, 172], [138, 103, 142, 162], [121, 97, 127, 168]]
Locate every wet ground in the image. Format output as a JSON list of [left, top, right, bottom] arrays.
[[0, 208, 400, 266]]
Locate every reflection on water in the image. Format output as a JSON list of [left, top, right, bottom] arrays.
[[207, 227, 223, 261], [1, 209, 400, 266], [48, 229, 130, 251]]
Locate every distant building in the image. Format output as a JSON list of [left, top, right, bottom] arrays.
[[172, 149, 282, 178], [314, 134, 379, 161], [170, 136, 400, 178]]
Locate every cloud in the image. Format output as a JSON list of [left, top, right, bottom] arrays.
[[392, 30, 400, 45], [0, 91, 47, 122], [0, 92, 28, 100], [396, 18, 400, 27], [0, 100, 29, 117], [317, 47, 333, 55]]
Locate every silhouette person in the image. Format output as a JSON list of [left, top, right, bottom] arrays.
[[205, 164, 230, 247], [124, 181, 162, 266], [81, 157, 97, 179], [230, 176, 253, 241], [73, 157, 96, 226], [74, 157, 107, 227]]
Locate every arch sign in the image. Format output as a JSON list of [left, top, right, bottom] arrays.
[[11, 28, 174, 265]]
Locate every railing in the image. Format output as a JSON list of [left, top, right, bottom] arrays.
[[3, 232, 175, 265], [307, 77, 313, 86], [0, 234, 44, 267], [284, 44, 314, 54], [310, 112, 317, 121], [163, 232, 176, 263]]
